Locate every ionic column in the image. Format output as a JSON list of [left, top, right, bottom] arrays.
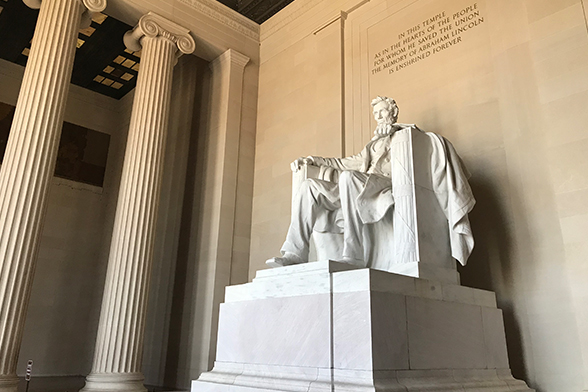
[[0, 1, 106, 392], [82, 13, 195, 392]]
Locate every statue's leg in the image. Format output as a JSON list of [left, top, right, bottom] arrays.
[[339, 171, 369, 264], [279, 178, 339, 263]]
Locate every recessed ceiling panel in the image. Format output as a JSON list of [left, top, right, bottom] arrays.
[[0, 0, 293, 100], [0, 0, 137, 100]]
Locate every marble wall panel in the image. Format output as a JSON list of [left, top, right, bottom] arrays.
[[406, 297, 486, 370], [370, 292, 409, 371], [332, 291, 373, 370], [481, 307, 510, 370], [216, 295, 332, 367]]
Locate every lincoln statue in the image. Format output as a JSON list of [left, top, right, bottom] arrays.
[[266, 96, 476, 271]]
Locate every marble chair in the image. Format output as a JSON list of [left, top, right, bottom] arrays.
[[293, 126, 461, 285]]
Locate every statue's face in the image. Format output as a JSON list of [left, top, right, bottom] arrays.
[[373, 101, 393, 125]]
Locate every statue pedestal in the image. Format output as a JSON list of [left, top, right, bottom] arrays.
[[192, 261, 533, 392]]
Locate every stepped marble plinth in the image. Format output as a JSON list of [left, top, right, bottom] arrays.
[[192, 261, 533, 391]]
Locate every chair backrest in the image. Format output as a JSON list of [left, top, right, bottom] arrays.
[[390, 127, 458, 283]]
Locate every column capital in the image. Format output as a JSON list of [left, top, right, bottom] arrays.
[[124, 12, 196, 57], [23, 0, 107, 12], [210, 49, 250, 71]]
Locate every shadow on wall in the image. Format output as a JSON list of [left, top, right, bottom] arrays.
[[163, 57, 211, 389], [458, 177, 528, 382]]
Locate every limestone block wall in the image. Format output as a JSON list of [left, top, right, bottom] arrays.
[[0, 58, 132, 377], [251, 0, 588, 391]]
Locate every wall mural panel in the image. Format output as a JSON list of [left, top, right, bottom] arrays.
[[0, 102, 110, 187]]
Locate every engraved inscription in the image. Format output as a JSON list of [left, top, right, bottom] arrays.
[[371, 3, 485, 75]]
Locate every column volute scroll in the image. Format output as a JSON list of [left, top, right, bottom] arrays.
[[124, 12, 196, 62], [23, 0, 107, 29]]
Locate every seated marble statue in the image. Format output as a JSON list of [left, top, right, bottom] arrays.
[[266, 96, 475, 272]]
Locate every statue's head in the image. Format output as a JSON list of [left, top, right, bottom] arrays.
[[371, 96, 399, 125]]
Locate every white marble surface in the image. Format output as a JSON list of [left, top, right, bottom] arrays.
[[386, 261, 460, 285], [369, 292, 410, 370], [196, 362, 333, 392], [441, 283, 498, 308], [225, 261, 359, 302], [227, 261, 496, 308], [195, 364, 532, 392], [406, 296, 487, 370], [216, 295, 331, 367], [331, 291, 373, 370], [482, 307, 511, 370], [193, 261, 530, 391]]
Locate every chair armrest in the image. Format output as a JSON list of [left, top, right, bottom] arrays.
[[291, 164, 341, 202]]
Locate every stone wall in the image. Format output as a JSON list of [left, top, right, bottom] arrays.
[[251, 0, 588, 390]]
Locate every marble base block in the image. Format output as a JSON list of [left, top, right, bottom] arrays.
[[385, 261, 460, 285], [192, 261, 533, 392]]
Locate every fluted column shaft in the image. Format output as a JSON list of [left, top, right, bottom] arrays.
[[0, 1, 105, 392], [83, 13, 195, 392]]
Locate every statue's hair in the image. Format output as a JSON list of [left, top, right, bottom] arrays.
[[371, 96, 399, 123]]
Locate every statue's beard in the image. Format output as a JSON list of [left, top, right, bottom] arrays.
[[374, 118, 395, 138]]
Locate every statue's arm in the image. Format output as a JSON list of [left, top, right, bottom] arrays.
[[300, 146, 367, 172], [290, 156, 329, 172]]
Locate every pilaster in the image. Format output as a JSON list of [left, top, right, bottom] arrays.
[[195, 47, 250, 369]]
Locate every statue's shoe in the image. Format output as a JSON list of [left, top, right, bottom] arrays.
[[339, 257, 365, 268], [266, 252, 305, 268]]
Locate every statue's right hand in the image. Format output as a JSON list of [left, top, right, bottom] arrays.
[[291, 156, 317, 172], [291, 157, 306, 172]]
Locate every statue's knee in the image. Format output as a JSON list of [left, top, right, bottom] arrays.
[[297, 178, 317, 196], [300, 178, 314, 190], [339, 170, 359, 184]]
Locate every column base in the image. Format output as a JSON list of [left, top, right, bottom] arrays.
[[0, 375, 19, 392], [82, 372, 146, 392]]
